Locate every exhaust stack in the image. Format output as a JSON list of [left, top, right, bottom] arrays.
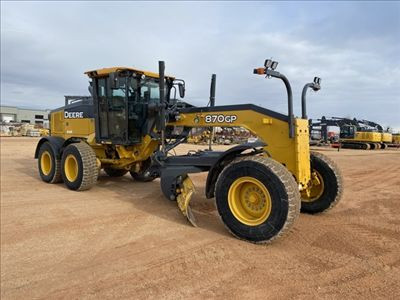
[[209, 74, 216, 150]]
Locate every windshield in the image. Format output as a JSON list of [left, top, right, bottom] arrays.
[[140, 79, 161, 102], [125, 76, 168, 103], [340, 125, 355, 138]]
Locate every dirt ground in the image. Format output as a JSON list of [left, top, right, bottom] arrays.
[[1, 137, 399, 299]]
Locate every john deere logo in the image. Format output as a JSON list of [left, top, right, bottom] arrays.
[[64, 111, 84, 119]]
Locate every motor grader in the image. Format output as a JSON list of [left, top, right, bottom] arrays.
[[35, 59, 342, 244]]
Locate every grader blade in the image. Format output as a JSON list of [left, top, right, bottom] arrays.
[[176, 176, 197, 227]]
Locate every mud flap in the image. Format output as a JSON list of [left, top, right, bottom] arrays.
[[176, 176, 197, 227]]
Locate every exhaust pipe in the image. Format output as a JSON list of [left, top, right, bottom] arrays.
[[209, 74, 216, 150], [209, 74, 216, 107], [158, 61, 166, 152]]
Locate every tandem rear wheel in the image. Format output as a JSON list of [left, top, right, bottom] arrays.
[[37, 142, 62, 183], [61, 142, 98, 191], [215, 155, 301, 244]]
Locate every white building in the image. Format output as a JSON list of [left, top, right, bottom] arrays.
[[0, 105, 50, 126]]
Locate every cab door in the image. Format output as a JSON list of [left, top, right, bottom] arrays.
[[94, 77, 129, 144]]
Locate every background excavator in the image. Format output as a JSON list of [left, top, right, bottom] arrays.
[[310, 116, 392, 149], [356, 119, 392, 149]]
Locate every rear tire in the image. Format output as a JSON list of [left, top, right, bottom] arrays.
[[104, 167, 128, 177], [215, 155, 300, 244], [37, 142, 62, 183], [61, 142, 98, 191], [301, 152, 343, 214]]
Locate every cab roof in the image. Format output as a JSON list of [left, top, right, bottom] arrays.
[[84, 67, 175, 79]]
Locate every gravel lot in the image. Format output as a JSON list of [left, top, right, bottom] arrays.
[[1, 137, 399, 299]]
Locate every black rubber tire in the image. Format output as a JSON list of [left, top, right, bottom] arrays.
[[61, 142, 98, 191], [301, 152, 343, 214], [129, 171, 157, 182], [104, 167, 128, 177], [129, 159, 156, 182], [215, 155, 300, 244], [37, 142, 62, 183]]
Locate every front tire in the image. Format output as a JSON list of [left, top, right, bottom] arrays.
[[215, 156, 300, 244], [61, 142, 98, 191], [301, 152, 343, 214], [37, 142, 62, 183]]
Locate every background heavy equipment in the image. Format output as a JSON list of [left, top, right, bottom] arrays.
[[392, 133, 400, 146], [34, 59, 343, 244], [356, 119, 392, 149], [310, 117, 391, 150], [187, 129, 212, 144]]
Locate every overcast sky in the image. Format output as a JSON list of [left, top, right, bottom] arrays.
[[1, 1, 399, 129]]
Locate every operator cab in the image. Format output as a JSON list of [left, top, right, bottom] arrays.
[[340, 125, 356, 139], [85, 67, 184, 145]]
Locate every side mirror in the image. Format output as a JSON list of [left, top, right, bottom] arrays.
[[178, 83, 185, 98]]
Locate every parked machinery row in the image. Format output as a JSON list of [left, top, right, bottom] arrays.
[[310, 117, 393, 149]]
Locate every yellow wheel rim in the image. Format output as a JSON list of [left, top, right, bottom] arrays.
[[302, 171, 325, 202], [228, 176, 272, 226], [64, 154, 79, 182], [40, 151, 52, 176]]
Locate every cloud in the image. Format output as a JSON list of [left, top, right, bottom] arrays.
[[1, 1, 399, 129]]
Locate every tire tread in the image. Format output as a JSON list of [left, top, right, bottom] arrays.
[[64, 142, 98, 191], [215, 155, 301, 244]]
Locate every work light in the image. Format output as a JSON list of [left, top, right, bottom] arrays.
[[264, 59, 272, 68]]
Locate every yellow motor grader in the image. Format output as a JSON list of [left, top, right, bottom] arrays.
[[35, 59, 342, 244]]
